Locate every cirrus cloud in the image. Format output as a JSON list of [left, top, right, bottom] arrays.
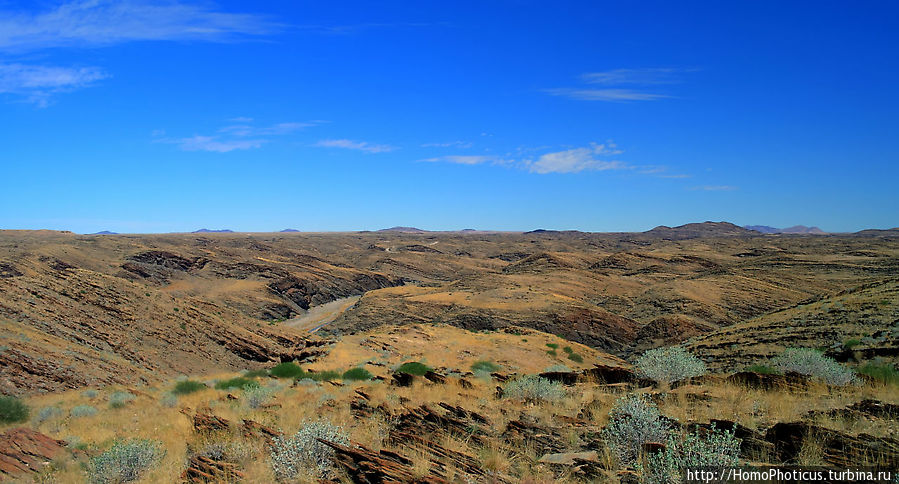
[[314, 139, 396, 153]]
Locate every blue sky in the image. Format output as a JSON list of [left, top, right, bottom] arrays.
[[1, 1, 897, 233]]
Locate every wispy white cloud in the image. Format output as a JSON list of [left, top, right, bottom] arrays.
[[315, 139, 396, 153], [690, 185, 738, 191], [0, 63, 107, 106], [581, 68, 690, 85], [545, 88, 669, 102], [420, 155, 508, 165], [174, 135, 265, 153], [421, 141, 473, 148], [547, 67, 692, 102], [0, 0, 276, 51], [527, 143, 626, 174], [157, 119, 317, 153]]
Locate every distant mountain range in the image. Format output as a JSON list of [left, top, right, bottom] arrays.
[[644, 221, 756, 239], [90, 231, 118, 235], [192, 229, 234, 233], [280, 229, 300, 232], [744, 225, 826, 234], [377, 226, 428, 233]]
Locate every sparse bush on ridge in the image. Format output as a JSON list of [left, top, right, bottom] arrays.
[[769, 348, 857, 385], [0, 395, 29, 424], [160, 393, 178, 408], [88, 439, 164, 484], [643, 424, 742, 484], [635, 347, 707, 384], [82, 389, 99, 399], [172, 380, 206, 395], [244, 386, 273, 409], [396, 361, 431, 376], [35, 405, 63, 424], [270, 419, 350, 480], [342, 367, 373, 381], [299, 370, 342, 382], [71, 405, 98, 417], [567, 352, 584, 363], [471, 360, 501, 373], [602, 394, 669, 465], [502, 375, 566, 402]]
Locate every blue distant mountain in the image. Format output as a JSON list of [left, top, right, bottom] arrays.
[[280, 228, 301, 232], [744, 225, 825, 234], [193, 228, 234, 233], [90, 230, 118, 235]]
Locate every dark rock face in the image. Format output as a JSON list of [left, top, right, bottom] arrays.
[[0, 262, 23, 278], [127, 250, 208, 272], [766, 422, 899, 468]]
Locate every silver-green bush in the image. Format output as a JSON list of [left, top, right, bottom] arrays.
[[243, 386, 273, 409], [88, 439, 164, 484], [35, 406, 63, 424], [769, 348, 857, 385], [71, 405, 98, 417], [602, 394, 670, 465], [270, 419, 350, 480], [635, 347, 707, 384], [502, 375, 566, 402], [108, 391, 136, 409], [643, 425, 742, 484]]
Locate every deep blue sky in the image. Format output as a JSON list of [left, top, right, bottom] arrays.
[[1, 1, 897, 233]]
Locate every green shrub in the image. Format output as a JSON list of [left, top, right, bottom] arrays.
[[0, 396, 29, 424], [635, 346, 707, 384], [502, 375, 566, 402], [215, 377, 260, 390], [298, 370, 342, 382], [270, 419, 349, 480], [342, 368, 374, 381], [602, 394, 669, 465], [470, 360, 501, 373], [547, 349, 558, 357], [108, 391, 136, 409], [844, 338, 862, 350], [270, 362, 305, 379], [545, 343, 559, 350], [88, 439, 164, 484], [563, 346, 573, 354], [745, 364, 779, 375], [396, 362, 431, 376], [858, 363, 899, 385], [71, 405, 98, 417], [172, 380, 206, 395], [643, 424, 742, 484], [243, 369, 268, 378], [567, 352, 584, 363], [770, 348, 857, 385]]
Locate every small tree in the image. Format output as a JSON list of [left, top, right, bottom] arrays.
[[602, 394, 669, 465]]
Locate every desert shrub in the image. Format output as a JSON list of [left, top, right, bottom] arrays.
[[843, 338, 862, 350], [602, 394, 669, 465], [770, 348, 857, 385], [243, 369, 268, 378], [858, 362, 899, 385], [0, 395, 29, 424], [635, 347, 707, 384], [244, 386, 273, 409], [270, 419, 350, 480], [172, 380, 206, 395], [643, 424, 742, 484], [341, 367, 373, 381], [745, 364, 779, 375], [567, 352, 584, 363], [471, 360, 501, 373], [160, 393, 178, 408], [88, 439, 164, 484], [396, 361, 431, 376], [543, 364, 572, 373], [215, 377, 260, 390], [270, 362, 305, 379], [563, 346, 573, 354], [299, 370, 342, 382], [546, 343, 559, 350], [82, 389, 99, 399], [547, 349, 558, 357], [502, 375, 566, 402], [35, 406, 63, 424], [108, 391, 136, 409], [71, 405, 98, 417]]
